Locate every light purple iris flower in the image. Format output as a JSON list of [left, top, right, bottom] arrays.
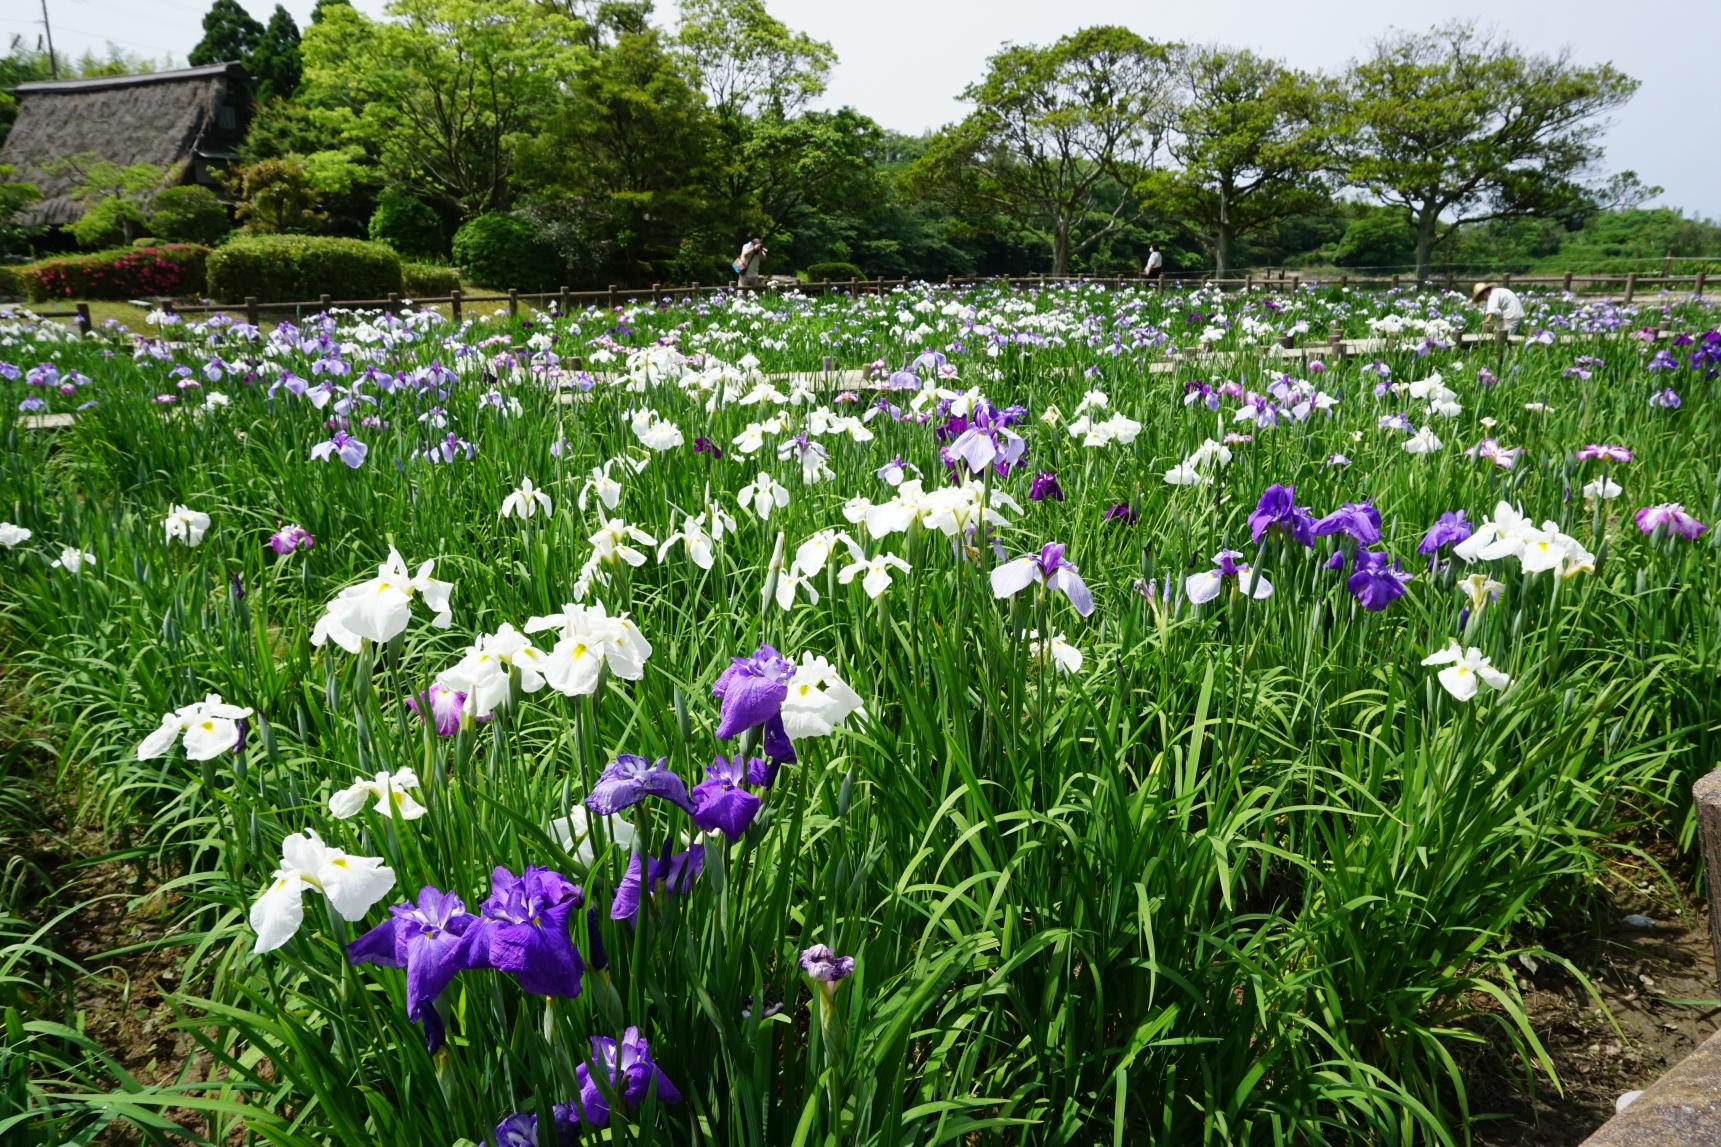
[[406, 681, 475, 736], [946, 403, 1027, 475], [1416, 511, 1473, 556], [310, 430, 368, 468], [989, 542, 1095, 617], [1575, 444, 1632, 463], [268, 524, 314, 555], [572, 1027, 682, 1126], [611, 841, 704, 922], [1634, 503, 1707, 540], [799, 943, 856, 983]]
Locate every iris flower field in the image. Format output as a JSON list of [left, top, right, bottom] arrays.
[[1, 282, 1718, 1145]]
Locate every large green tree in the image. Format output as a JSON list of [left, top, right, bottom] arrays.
[[299, 0, 586, 217], [514, 27, 720, 281], [910, 26, 1177, 275], [677, 0, 834, 122], [1336, 22, 1641, 280], [249, 5, 304, 103], [188, 0, 266, 67], [1164, 46, 1330, 276]]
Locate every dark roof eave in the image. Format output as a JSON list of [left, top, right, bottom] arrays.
[[12, 62, 245, 96]]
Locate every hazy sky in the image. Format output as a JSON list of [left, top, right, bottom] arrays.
[[10, 0, 1716, 217]]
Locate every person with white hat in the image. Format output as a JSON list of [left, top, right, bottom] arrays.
[[1471, 281, 1524, 335]]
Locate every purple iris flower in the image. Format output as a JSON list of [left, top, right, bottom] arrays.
[[990, 541, 1096, 617], [1635, 503, 1707, 540], [1416, 511, 1473, 555], [1247, 484, 1316, 547], [406, 681, 477, 736], [1028, 471, 1065, 502], [1649, 388, 1681, 409], [491, 1106, 580, 1146], [689, 755, 762, 839], [423, 432, 475, 464], [747, 757, 779, 789], [1575, 444, 1632, 463], [1313, 501, 1382, 545], [693, 435, 723, 459], [1102, 501, 1138, 525], [586, 755, 694, 816], [712, 644, 798, 762], [946, 402, 1027, 475], [1346, 551, 1413, 612], [268, 524, 314, 555], [457, 866, 585, 998], [573, 1028, 682, 1125], [611, 841, 705, 921], [799, 943, 856, 983], [311, 430, 368, 468], [347, 886, 476, 1051]]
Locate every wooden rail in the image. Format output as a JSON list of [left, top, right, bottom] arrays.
[[5, 268, 1710, 333]]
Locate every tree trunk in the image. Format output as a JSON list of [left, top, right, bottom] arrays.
[[1052, 217, 1071, 278], [1214, 186, 1232, 279], [1413, 208, 1439, 284]]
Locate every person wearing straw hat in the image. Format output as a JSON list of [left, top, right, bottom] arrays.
[[1471, 281, 1524, 335]]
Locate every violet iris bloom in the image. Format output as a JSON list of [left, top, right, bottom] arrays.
[[1575, 444, 1632, 462], [947, 402, 1027, 475], [693, 436, 723, 459], [1346, 551, 1413, 612], [799, 943, 856, 983], [573, 1028, 682, 1125], [1313, 501, 1381, 544], [492, 1106, 580, 1146], [690, 755, 762, 839], [1102, 501, 1138, 525], [406, 681, 476, 737], [712, 644, 798, 762], [347, 886, 476, 1051], [1416, 511, 1473, 556], [458, 866, 585, 998], [1028, 471, 1065, 502], [310, 430, 368, 468], [1650, 388, 1681, 409], [268, 524, 314, 554], [1247, 485, 1316, 547], [1634, 503, 1707, 539], [586, 755, 694, 816], [611, 841, 705, 922], [989, 542, 1096, 617]]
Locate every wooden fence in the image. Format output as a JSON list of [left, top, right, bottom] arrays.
[[8, 266, 1710, 334]]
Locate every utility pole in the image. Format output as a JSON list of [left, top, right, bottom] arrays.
[[40, 0, 59, 78]]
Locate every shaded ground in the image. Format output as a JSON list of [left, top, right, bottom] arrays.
[[1471, 856, 1720, 1146]]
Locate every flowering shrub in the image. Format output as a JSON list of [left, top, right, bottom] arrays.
[[20, 244, 210, 301]]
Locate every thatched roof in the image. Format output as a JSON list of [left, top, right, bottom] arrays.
[[0, 62, 248, 227]]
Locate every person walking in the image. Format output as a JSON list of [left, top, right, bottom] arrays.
[[734, 237, 766, 290], [1143, 244, 1164, 282], [1471, 281, 1524, 334]]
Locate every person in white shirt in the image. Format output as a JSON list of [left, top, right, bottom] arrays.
[[1143, 244, 1164, 280], [1472, 281, 1524, 334], [734, 237, 766, 288]]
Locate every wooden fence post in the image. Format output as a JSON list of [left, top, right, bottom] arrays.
[[1696, 270, 1707, 299], [1695, 770, 1721, 981], [559, 286, 571, 314], [1328, 321, 1344, 360], [1446, 269, 1457, 291], [245, 296, 260, 327], [1391, 274, 1399, 290], [1290, 275, 1300, 292], [650, 282, 661, 302], [1563, 271, 1574, 293], [449, 288, 462, 323], [385, 292, 399, 316], [1663, 250, 1673, 279], [1244, 274, 1253, 291], [508, 288, 519, 317], [1623, 272, 1637, 304], [1340, 274, 1348, 288], [74, 302, 91, 334], [319, 293, 332, 314], [1501, 272, 1512, 288]]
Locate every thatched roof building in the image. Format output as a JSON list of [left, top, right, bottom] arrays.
[[0, 62, 250, 227]]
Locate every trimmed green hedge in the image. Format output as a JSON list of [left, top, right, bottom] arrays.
[[0, 264, 23, 300], [206, 235, 402, 304], [452, 213, 560, 292], [369, 190, 445, 260], [21, 245, 210, 301], [402, 262, 460, 297], [804, 261, 865, 283]]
